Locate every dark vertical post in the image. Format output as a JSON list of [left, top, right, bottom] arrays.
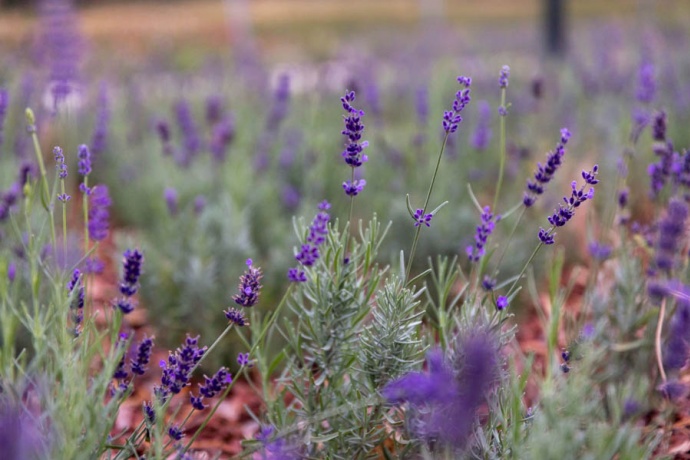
[[544, 0, 566, 56]]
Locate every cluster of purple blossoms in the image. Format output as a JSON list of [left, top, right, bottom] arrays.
[[224, 307, 247, 327], [442, 76, 472, 134], [114, 249, 144, 314], [340, 91, 369, 196], [131, 336, 154, 375], [652, 110, 667, 142], [471, 100, 492, 151], [523, 128, 571, 207], [498, 65, 510, 89], [233, 259, 263, 307], [67, 269, 84, 330], [287, 201, 331, 282], [113, 333, 130, 382], [88, 185, 111, 242], [413, 209, 433, 227], [190, 367, 232, 410], [77, 144, 91, 177], [113, 334, 155, 389], [654, 199, 688, 272], [538, 165, 599, 245], [154, 335, 207, 404], [662, 281, 690, 371], [648, 142, 675, 198], [466, 206, 499, 262], [383, 332, 498, 450]]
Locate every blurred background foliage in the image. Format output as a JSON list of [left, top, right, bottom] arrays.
[[1, 0, 689, 369]]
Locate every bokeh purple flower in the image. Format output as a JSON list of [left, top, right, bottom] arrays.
[[88, 185, 111, 241]]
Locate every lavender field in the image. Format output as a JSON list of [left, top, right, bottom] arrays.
[[1, 0, 690, 458]]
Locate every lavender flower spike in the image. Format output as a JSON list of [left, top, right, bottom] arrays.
[[288, 202, 331, 282], [0, 88, 8, 147], [88, 185, 111, 241], [539, 165, 599, 244], [77, 144, 91, 176], [466, 206, 499, 262], [131, 336, 154, 375], [523, 128, 571, 207], [499, 65, 510, 89], [442, 76, 472, 134], [233, 259, 263, 308], [654, 199, 688, 272]]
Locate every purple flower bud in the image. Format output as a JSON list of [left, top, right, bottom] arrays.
[[224, 308, 247, 326], [496, 296, 508, 310], [498, 65, 510, 89], [413, 209, 433, 227]]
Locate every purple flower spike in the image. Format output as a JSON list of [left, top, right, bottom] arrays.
[[131, 336, 154, 375], [442, 76, 472, 134], [339, 90, 370, 195], [466, 206, 498, 262], [498, 65, 510, 89], [654, 199, 688, 272], [523, 128, 571, 207], [120, 249, 144, 296], [287, 202, 331, 281], [471, 100, 492, 151], [88, 185, 111, 242], [233, 259, 263, 308], [77, 144, 91, 176]]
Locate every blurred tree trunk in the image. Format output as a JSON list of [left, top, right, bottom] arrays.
[[544, 0, 566, 56]]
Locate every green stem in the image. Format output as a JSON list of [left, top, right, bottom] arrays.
[[493, 207, 526, 275], [82, 176, 90, 256], [492, 87, 507, 212], [346, 168, 355, 253], [506, 240, 545, 298], [405, 133, 450, 283], [60, 180, 68, 258], [26, 109, 57, 253]]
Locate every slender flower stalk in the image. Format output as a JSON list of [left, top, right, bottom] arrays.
[[493, 65, 510, 211], [25, 109, 57, 253], [53, 146, 70, 256], [405, 75, 472, 282]]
